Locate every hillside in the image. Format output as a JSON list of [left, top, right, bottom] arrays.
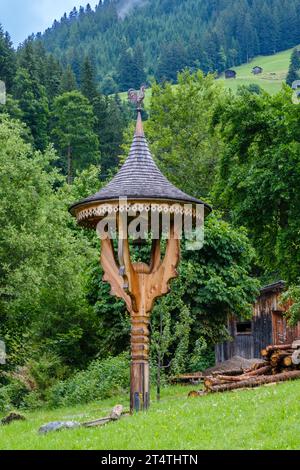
[[37, 0, 300, 93], [118, 46, 294, 105], [1, 382, 300, 450], [220, 47, 295, 94]]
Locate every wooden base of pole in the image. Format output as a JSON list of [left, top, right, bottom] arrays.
[[130, 360, 150, 413], [130, 314, 150, 413]]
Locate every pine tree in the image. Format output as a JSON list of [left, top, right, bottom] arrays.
[[92, 93, 131, 175], [44, 55, 63, 100], [0, 26, 16, 92], [117, 47, 135, 91], [13, 68, 49, 151], [51, 91, 100, 183], [286, 48, 300, 86], [80, 57, 99, 102], [157, 42, 188, 83], [132, 41, 146, 87], [60, 65, 77, 93]]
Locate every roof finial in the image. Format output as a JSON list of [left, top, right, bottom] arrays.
[[128, 85, 146, 137], [128, 85, 146, 111]]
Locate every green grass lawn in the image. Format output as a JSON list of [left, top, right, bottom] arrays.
[[1, 381, 300, 450], [119, 46, 297, 106]]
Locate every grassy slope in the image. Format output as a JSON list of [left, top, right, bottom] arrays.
[[1, 381, 300, 450], [221, 47, 294, 94], [120, 46, 295, 105]]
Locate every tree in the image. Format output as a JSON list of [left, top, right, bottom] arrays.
[[286, 48, 300, 86], [13, 68, 49, 151], [117, 47, 135, 91], [60, 65, 77, 93], [0, 26, 16, 92], [145, 70, 223, 199], [157, 42, 188, 83], [0, 115, 100, 367], [213, 87, 300, 283], [132, 41, 146, 86], [100, 75, 118, 95], [44, 54, 63, 100], [51, 91, 100, 182], [80, 57, 99, 102], [93, 94, 131, 176]]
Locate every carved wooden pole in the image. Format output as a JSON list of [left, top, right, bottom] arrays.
[[130, 299, 151, 411], [100, 215, 180, 413], [70, 86, 211, 413]]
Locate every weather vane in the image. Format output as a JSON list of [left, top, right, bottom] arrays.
[[128, 85, 146, 110]]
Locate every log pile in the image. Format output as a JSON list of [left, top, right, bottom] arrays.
[[189, 340, 300, 397]]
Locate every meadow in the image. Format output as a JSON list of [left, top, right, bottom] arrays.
[[1, 381, 300, 450]]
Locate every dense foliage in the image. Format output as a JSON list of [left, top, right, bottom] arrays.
[[286, 48, 300, 86], [36, 0, 300, 90], [0, 116, 101, 369], [0, 27, 131, 179], [213, 87, 300, 285], [145, 71, 223, 199], [47, 353, 130, 408]]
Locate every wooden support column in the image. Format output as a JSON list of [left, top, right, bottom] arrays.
[[130, 312, 150, 412], [100, 217, 180, 413]]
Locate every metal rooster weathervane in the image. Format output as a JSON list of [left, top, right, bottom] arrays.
[[128, 85, 146, 110]]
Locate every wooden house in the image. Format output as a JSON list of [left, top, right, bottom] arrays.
[[252, 66, 263, 75], [225, 69, 236, 79], [216, 281, 300, 363]]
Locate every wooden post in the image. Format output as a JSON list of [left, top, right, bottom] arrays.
[[100, 216, 180, 413], [130, 311, 150, 412]]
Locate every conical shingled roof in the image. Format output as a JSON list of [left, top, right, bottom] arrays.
[[70, 112, 211, 214]]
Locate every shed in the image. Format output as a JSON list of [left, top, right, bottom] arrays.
[[216, 281, 300, 363], [292, 80, 300, 90], [225, 69, 236, 79], [252, 66, 263, 75]]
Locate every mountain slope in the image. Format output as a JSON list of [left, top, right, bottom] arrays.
[[118, 46, 295, 105], [220, 46, 295, 94], [37, 0, 300, 93]]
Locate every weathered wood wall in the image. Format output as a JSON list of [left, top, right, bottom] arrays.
[[216, 283, 300, 363]]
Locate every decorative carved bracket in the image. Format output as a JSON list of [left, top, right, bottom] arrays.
[[100, 221, 181, 316]]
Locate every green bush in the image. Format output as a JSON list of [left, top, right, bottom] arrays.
[[0, 380, 29, 412], [0, 386, 11, 413], [27, 352, 69, 395], [47, 353, 130, 407]]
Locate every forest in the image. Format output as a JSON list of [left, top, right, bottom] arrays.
[[0, 0, 300, 417], [37, 0, 300, 92]]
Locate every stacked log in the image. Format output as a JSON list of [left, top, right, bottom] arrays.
[[189, 340, 300, 397]]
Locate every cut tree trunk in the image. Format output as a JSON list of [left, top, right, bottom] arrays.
[[261, 349, 269, 358], [213, 366, 272, 385], [266, 344, 292, 353], [211, 369, 243, 377], [208, 370, 300, 393], [283, 356, 293, 367]]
